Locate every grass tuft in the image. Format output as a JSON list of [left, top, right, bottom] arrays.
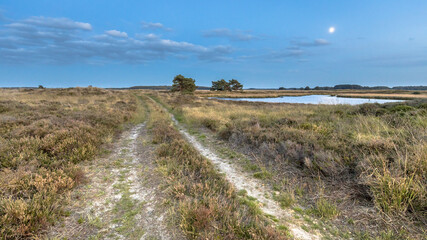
[[311, 198, 339, 219]]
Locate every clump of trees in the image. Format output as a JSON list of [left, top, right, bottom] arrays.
[[171, 74, 196, 94], [210, 79, 243, 91]]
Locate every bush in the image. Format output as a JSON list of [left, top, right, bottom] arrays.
[[389, 105, 415, 113], [200, 118, 219, 131]]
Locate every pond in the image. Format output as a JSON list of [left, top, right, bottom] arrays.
[[211, 95, 404, 105]]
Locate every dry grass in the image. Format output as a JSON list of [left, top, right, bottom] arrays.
[[2, 87, 425, 239], [336, 93, 427, 100], [144, 94, 287, 239], [160, 92, 427, 239], [0, 88, 138, 238]]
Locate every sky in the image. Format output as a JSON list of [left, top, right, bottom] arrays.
[[0, 1, 426, 88]]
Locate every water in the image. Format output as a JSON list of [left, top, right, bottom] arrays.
[[211, 95, 403, 105]]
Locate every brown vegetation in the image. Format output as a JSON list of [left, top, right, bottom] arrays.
[[0, 88, 137, 238], [145, 95, 287, 239], [2, 87, 425, 239], [159, 92, 427, 239]]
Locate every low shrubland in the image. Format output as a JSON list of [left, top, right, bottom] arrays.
[[0, 88, 137, 238], [144, 95, 286, 239], [160, 93, 426, 238]]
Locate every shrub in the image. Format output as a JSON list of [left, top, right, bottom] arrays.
[[389, 105, 414, 113], [200, 118, 219, 131]]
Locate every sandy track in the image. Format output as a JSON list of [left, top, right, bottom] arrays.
[[46, 123, 182, 239], [154, 98, 321, 240]]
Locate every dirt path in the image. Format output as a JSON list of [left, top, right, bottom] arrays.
[[46, 123, 183, 239], [152, 99, 321, 240]]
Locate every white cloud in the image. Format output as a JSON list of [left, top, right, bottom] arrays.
[[203, 28, 258, 41], [314, 39, 329, 45], [105, 30, 128, 38], [0, 15, 232, 64], [136, 33, 159, 40], [141, 21, 172, 31], [23, 16, 92, 30], [292, 38, 330, 47]]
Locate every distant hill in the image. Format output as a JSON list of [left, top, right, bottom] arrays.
[[129, 85, 170, 90]]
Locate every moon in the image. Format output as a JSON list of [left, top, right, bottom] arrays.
[[329, 27, 335, 34]]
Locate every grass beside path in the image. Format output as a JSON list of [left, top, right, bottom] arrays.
[[145, 95, 288, 239], [0, 88, 138, 239]]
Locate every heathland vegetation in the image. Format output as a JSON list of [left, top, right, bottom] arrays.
[[0, 88, 287, 239], [0, 88, 137, 238], [145, 95, 286, 239], [158, 92, 426, 239], [1, 85, 425, 239]]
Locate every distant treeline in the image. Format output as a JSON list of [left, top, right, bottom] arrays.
[[129, 85, 210, 90], [279, 84, 427, 90]]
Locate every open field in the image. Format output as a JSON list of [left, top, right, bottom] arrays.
[[1, 88, 426, 239], [0, 88, 139, 238], [194, 89, 427, 100], [0, 89, 288, 239], [158, 91, 427, 239], [3, 1, 427, 239], [145, 95, 287, 239]]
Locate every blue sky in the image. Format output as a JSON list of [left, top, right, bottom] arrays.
[[0, 1, 426, 88]]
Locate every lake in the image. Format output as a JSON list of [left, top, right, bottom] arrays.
[[211, 95, 404, 105]]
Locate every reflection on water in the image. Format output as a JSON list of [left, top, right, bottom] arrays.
[[211, 95, 403, 105]]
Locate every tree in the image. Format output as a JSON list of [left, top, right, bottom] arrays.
[[210, 79, 230, 91], [171, 74, 196, 94], [210, 80, 220, 91], [211, 79, 243, 91], [304, 86, 310, 90], [229, 79, 243, 91], [38, 85, 45, 89]]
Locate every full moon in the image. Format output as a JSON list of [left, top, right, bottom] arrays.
[[329, 27, 335, 34]]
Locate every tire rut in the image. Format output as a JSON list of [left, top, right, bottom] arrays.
[[45, 123, 181, 240], [152, 98, 321, 240]]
